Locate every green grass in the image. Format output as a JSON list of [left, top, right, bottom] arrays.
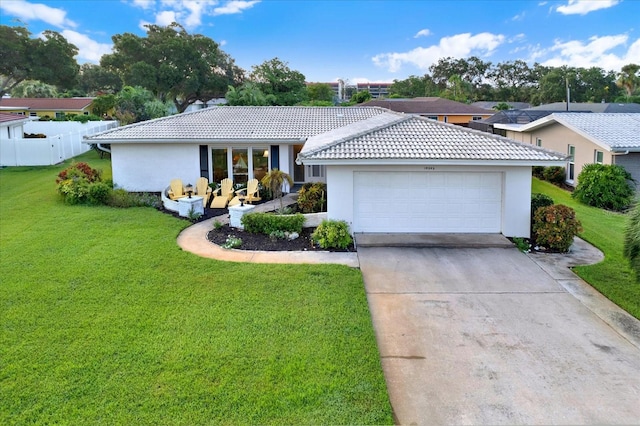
[[0, 152, 393, 425], [532, 178, 640, 319]]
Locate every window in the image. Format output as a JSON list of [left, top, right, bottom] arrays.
[[536, 138, 542, 147], [472, 116, 482, 121], [425, 116, 438, 121], [252, 147, 269, 182], [567, 145, 575, 181], [443, 116, 448, 123], [594, 150, 604, 164], [55, 112, 65, 119], [29, 112, 37, 117], [211, 148, 228, 183], [232, 148, 248, 185], [309, 165, 325, 178]]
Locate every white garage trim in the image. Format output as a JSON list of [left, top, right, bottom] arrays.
[[353, 171, 503, 233]]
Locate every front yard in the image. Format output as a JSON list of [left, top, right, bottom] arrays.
[[532, 178, 640, 319], [0, 152, 393, 424]]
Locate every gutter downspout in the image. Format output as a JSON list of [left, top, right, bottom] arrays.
[[97, 143, 111, 153]]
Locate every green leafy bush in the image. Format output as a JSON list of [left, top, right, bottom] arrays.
[[87, 182, 112, 205], [531, 193, 554, 216], [241, 212, 305, 235], [532, 166, 545, 179], [72, 114, 102, 123], [105, 189, 160, 208], [312, 220, 352, 249], [56, 162, 103, 204], [533, 204, 582, 252], [296, 182, 327, 213], [542, 166, 566, 186], [572, 164, 635, 211], [623, 201, 640, 282]]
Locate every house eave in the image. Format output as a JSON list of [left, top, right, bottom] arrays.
[[83, 137, 307, 145], [297, 158, 567, 167]]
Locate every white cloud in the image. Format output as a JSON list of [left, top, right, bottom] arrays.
[[0, 0, 77, 28], [219, 39, 227, 46], [414, 29, 431, 39], [60, 30, 113, 63], [156, 10, 178, 25], [531, 34, 638, 71], [130, 0, 156, 9], [511, 12, 526, 21], [555, 0, 620, 15], [373, 32, 505, 73], [213, 0, 260, 15]]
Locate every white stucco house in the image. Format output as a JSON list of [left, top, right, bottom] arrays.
[[85, 106, 566, 237]]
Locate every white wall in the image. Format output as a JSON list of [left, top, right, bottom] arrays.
[[326, 164, 533, 237], [112, 144, 201, 192]]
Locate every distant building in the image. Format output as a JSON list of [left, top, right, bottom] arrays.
[[306, 81, 393, 101], [0, 98, 95, 119], [356, 97, 494, 127]]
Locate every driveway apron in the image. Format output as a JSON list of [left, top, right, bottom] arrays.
[[358, 245, 640, 425]]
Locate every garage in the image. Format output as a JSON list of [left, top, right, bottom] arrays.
[[353, 171, 503, 233]]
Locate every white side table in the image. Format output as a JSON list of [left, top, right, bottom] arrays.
[[228, 203, 256, 229], [178, 196, 204, 217]]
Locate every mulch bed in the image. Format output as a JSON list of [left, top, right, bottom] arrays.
[[207, 224, 356, 252]]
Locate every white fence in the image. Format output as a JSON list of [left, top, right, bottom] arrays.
[[0, 121, 118, 167]]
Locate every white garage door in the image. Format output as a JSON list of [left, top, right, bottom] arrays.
[[353, 171, 503, 233]]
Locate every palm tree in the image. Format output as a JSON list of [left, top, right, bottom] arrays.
[[261, 168, 293, 212]]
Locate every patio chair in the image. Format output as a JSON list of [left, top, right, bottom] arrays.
[[210, 178, 234, 208], [195, 177, 212, 206], [168, 179, 185, 200], [228, 179, 261, 207]]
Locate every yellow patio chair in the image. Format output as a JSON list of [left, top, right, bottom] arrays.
[[210, 178, 234, 208], [228, 178, 261, 206], [168, 179, 185, 200], [195, 177, 212, 206]]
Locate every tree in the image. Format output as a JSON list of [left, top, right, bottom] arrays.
[[350, 90, 372, 104], [101, 23, 243, 113], [260, 169, 294, 212], [441, 74, 473, 103], [487, 60, 535, 102], [10, 80, 58, 98], [616, 63, 640, 101], [91, 94, 117, 117], [114, 86, 170, 124], [429, 56, 491, 100], [0, 25, 79, 97], [225, 82, 272, 106], [249, 58, 307, 106], [307, 83, 334, 102], [389, 75, 438, 98], [76, 64, 122, 96]]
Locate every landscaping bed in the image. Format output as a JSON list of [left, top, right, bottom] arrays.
[[207, 224, 356, 252]]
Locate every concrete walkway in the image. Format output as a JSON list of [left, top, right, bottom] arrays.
[[176, 194, 359, 267]]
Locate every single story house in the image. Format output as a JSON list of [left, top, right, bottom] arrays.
[[85, 106, 566, 237], [0, 97, 95, 120], [0, 112, 32, 140], [357, 97, 494, 126], [494, 113, 640, 186]]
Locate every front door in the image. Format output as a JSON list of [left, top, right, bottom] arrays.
[[293, 144, 305, 183]]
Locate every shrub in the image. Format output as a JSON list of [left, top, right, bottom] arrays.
[[312, 220, 352, 249], [531, 193, 554, 216], [542, 166, 566, 186], [56, 162, 103, 204], [623, 201, 640, 282], [297, 182, 327, 213], [532, 166, 545, 180], [241, 212, 305, 235], [105, 189, 160, 208], [72, 114, 102, 123], [533, 204, 582, 252], [87, 182, 111, 205], [572, 164, 635, 211]]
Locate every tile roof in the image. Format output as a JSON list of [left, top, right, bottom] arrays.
[[527, 102, 640, 113], [357, 97, 494, 115], [87, 106, 387, 141], [552, 113, 640, 150], [0, 112, 31, 124], [299, 115, 567, 163], [0, 97, 94, 110]]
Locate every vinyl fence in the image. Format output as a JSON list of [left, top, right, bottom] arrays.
[[0, 121, 118, 167]]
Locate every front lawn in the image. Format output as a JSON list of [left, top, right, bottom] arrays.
[[0, 152, 393, 424], [532, 178, 640, 319]]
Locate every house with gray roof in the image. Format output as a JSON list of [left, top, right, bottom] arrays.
[[86, 106, 566, 237], [494, 113, 640, 187]]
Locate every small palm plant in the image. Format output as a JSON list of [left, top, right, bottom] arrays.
[[261, 168, 293, 213]]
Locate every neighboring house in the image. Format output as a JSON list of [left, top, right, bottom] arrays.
[[494, 113, 640, 187], [85, 106, 565, 237], [357, 97, 494, 126], [526, 102, 640, 113], [0, 112, 31, 140], [0, 97, 95, 119]]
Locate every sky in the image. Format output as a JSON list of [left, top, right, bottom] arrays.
[[1, 0, 639, 84]]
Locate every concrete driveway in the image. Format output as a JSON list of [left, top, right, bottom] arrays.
[[357, 238, 640, 425]]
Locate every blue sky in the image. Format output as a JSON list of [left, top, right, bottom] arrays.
[[1, 0, 638, 84]]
